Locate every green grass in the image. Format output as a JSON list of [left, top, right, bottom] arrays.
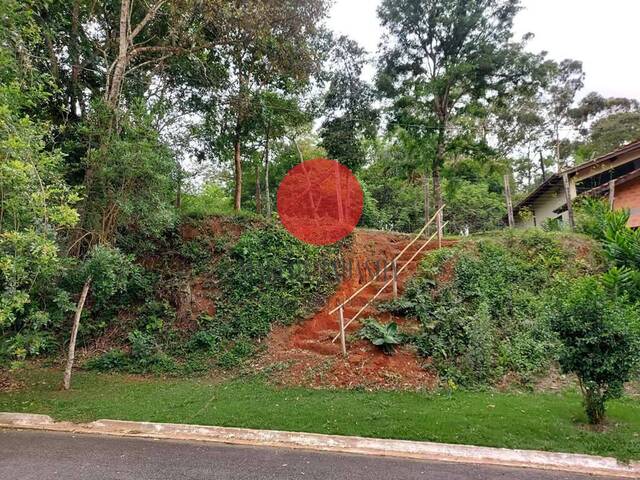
[[1, 368, 639, 461]]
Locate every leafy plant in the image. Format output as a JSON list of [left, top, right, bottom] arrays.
[[400, 230, 603, 385], [548, 277, 640, 424], [214, 224, 342, 340], [359, 319, 402, 355]]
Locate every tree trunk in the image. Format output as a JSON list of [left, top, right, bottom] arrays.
[[539, 151, 547, 181], [105, 0, 131, 108], [433, 126, 446, 241], [233, 128, 242, 211], [264, 125, 271, 217], [423, 173, 430, 227], [255, 162, 261, 214], [175, 165, 182, 209], [63, 277, 92, 391], [69, 0, 81, 119]]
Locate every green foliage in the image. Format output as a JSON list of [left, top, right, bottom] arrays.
[[216, 338, 256, 369], [359, 319, 402, 355], [180, 183, 234, 219], [548, 277, 640, 424], [400, 230, 603, 385], [444, 181, 506, 233], [0, 3, 80, 360], [360, 163, 424, 232], [320, 36, 379, 171], [602, 266, 640, 298], [85, 349, 128, 372], [79, 101, 178, 244], [214, 224, 342, 339], [576, 198, 610, 241], [602, 211, 640, 270], [86, 331, 176, 374]]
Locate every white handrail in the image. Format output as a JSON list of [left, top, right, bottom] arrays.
[[328, 204, 445, 316], [332, 222, 448, 343]]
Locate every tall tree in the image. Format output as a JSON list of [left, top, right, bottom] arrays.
[[320, 36, 379, 171], [540, 59, 584, 170], [191, 0, 329, 211], [571, 92, 640, 160], [377, 0, 533, 223]]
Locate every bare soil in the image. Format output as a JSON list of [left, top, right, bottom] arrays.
[[258, 230, 455, 390]]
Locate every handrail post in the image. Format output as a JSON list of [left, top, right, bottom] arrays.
[[338, 306, 347, 357], [437, 209, 443, 248], [392, 259, 398, 298]]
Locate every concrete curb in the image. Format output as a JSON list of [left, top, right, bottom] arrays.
[[1, 412, 638, 478]]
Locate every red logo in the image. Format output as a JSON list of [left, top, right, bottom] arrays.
[[277, 158, 363, 245]]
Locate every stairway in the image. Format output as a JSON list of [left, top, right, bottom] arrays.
[[289, 230, 448, 355]]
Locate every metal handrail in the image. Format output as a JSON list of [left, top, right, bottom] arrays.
[[331, 223, 447, 344], [328, 204, 445, 316]]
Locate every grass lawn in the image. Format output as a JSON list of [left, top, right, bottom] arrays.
[[1, 368, 639, 461]]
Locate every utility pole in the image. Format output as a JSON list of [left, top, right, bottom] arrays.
[[562, 172, 575, 230]]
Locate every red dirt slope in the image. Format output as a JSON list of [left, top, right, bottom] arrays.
[[261, 230, 455, 390]]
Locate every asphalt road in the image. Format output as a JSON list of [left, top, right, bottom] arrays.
[[0, 429, 620, 480]]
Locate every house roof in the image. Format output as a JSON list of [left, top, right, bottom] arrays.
[[513, 139, 640, 215]]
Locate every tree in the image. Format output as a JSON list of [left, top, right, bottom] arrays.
[[540, 59, 584, 170], [254, 92, 309, 216], [550, 277, 640, 424], [320, 36, 379, 171], [571, 92, 640, 160], [190, 0, 330, 211], [377, 0, 533, 226], [0, 0, 80, 361]]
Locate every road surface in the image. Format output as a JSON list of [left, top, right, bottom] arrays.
[[0, 429, 618, 479]]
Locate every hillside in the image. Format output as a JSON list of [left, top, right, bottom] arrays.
[[75, 220, 607, 391]]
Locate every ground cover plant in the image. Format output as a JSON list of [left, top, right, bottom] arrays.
[[84, 219, 344, 374], [383, 229, 606, 386]]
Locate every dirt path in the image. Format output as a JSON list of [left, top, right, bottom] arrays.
[[261, 230, 455, 390]]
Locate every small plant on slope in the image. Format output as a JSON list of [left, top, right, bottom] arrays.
[[359, 319, 402, 355]]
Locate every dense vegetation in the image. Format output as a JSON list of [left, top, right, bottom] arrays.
[[2, 0, 640, 419], [381, 230, 604, 384], [84, 219, 343, 373], [374, 207, 640, 423]]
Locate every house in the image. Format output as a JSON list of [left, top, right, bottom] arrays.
[[513, 140, 640, 228]]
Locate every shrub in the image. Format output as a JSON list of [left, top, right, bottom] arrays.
[[359, 319, 402, 355], [180, 183, 233, 219], [548, 277, 640, 424], [214, 224, 342, 339], [400, 230, 603, 385], [602, 210, 640, 270], [217, 338, 255, 369], [187, 330, 219, 353], [576, 198, 610, 241], [85, 349, 129, 372]]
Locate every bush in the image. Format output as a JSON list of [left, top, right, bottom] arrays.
[[399, 230, 602, 385], [85, 349, 129, 372], [359, 319, 402, 355], [548, 277, 640, 424], [180, 183, 233, 219], [576, 198, 610, 241], [217, 338, 255, 369], [214, 224, 342, 339]]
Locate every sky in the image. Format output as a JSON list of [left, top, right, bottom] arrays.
[[328, 0, 640, 100]]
